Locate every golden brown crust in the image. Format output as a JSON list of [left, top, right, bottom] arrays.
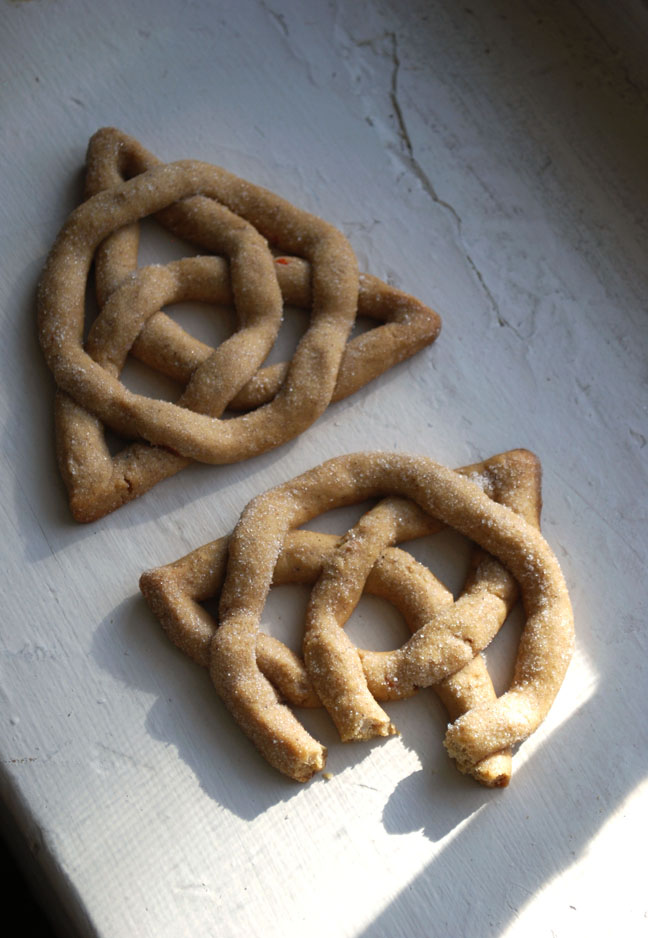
[[39, 128, 441, 521], [140, 449, 573, 786]]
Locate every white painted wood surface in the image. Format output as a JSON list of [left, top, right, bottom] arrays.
[[2, 1, 647, 935]]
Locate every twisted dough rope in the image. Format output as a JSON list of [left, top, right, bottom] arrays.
[[303, 451, 540, 707], [142, 524, 519, 786], [86, 128, 441, 411], [140, 496, 508, 784], [42, 128, 440, 521], [141, 450, 573, 784], [213, 451, 573, 781], [41, 148, 356, 499]]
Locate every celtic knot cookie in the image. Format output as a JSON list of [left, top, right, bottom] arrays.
[[38, 128, 441, 521], [140, 450, 574, 786]]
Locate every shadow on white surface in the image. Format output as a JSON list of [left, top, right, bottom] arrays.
[[362, 694, 647, 937], [89, 566, 647, 937], [90, 587, 495, 826], [91, 593, 318, 816]]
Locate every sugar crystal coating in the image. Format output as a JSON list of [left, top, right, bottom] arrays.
[[140, 449, 573, 786], [39, 128, 441, 521]]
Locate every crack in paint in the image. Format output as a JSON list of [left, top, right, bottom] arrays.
[[385, 32, 462, 228], [349, 29, 516, 334], [258, 0, 289, 38]]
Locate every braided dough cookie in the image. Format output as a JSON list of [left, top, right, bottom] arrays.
[[39, 128, 440, 521], [140, 499, 504, 783], [140, 450, 573, 785]]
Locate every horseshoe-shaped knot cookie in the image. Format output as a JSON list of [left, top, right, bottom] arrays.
[[140, 450, 574, 786], [38, 128, 441, 521]]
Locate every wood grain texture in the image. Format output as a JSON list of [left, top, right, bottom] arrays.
[[1, 1, 647, 937]]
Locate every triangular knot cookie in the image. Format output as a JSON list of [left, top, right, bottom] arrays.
[[140, 450, 574, 787], [38, 128, 441, 521]]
